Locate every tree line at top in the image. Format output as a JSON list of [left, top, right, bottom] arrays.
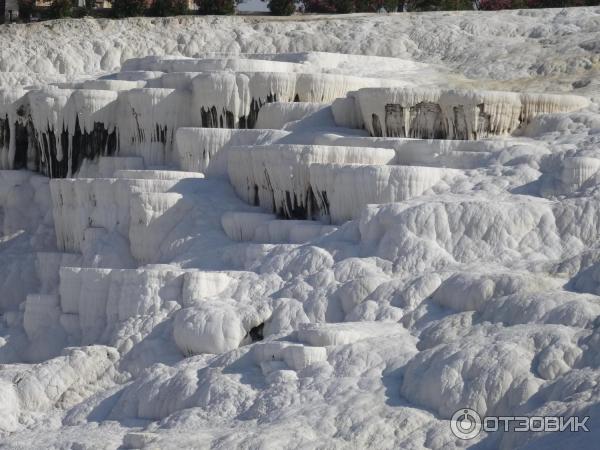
[[12, 0, 600, 22]]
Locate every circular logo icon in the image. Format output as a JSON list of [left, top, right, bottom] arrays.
[[450, 408, 482, 440]]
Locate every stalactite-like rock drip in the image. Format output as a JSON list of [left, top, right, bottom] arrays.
[[118, 88, 192, 166], [227, 144, 396, 219], [21, 87, 73, 178], [439, 90, 522, 140], [49, 177, 183, 252], [6, 87, 124, 177], [560, 157, 600, 191], [175, 128, 289, 176], [2, 65, 387, 176], [61, 89, 119, 176], [191, 72, 385, 130], [354, 87, 443, 138], [344, 87, 590, 139], [309, 164, 461, 223], [519, 92, 591, 124], [0, 87, 26, 170]]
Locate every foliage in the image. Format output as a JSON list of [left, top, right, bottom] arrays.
[[479, 0, 527, 8], [269, 0, 297, 14], [47, 0, 74, 19], [303, 0, 401, 12], [439, 0, 473, 9], [15, 0, 600, 24], [333, 0, 355, 12], [354, 0, 400, 11], [405, 0, 472, 10], [112, 0, 149, 18], [301, 0, 338, 12], [195, 0, 236, 14], [149, 0, 190, 16], [17, 0, 35, 22], [477, 0, 590, 9]]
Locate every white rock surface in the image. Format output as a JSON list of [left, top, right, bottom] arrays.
[[228, 144, 396, 218], [347, 87, 588, 138], [175, 127, 289, 175], [0, 9, 600, 450], [311, 164, 461, 223]]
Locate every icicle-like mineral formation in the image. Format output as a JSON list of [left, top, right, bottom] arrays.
[[50, 177, 185, 252], [175, 127, 289, 176], [61, 89, 119, 176], [310, 164, 461, 223], [519, 92, 591, 124], [227, 144, 396, 219], [0, 87, 25, 170], [1, 54, 590, 180], [342, 87, 590, 139], [191, 71, 385, 129], [119, 88, 192, 166], [254, 102, 328, 129]]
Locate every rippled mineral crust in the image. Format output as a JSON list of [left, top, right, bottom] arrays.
[[1, 7, 600, 450]]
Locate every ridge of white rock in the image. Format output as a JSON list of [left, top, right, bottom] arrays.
[[254, 102, 328, 130], [297, 321, 408, 346], [58, 265, 187, 353], [519, 92, 592, 124], [121, 56, 308, 74], [555, 156, 600, 194], [310, 164, 461, 223], [113, 169, 204, 180], [50, 177, 197, 252], [220, 211, 277, 241], [337, 87, 590, 139], [129, 191, 193, 263], [118, 88, 192, 166], [175, 127, 289, 175], [48, 265, 283, 361], [102, 71, 164, 82], [80, 79, 147, 91], [191, 71, 387, 130], [0, 346, 119, 432], [221, 211, 337, 243], [1, 68, 390, 177], [76, 156, 145, 178], [1, 54, 589, 182], [227, 144, 396, 218], [309, 133, 547, 169]]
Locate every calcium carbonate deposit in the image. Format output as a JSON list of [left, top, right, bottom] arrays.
[[1, 7, 600, 450]]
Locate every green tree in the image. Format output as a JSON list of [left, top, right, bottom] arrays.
[[195, 0, 236, 14], [439, 0, 472, 9], [301, 0, 341, 11], [333, 0, 354, 11], [47, 0, 74, 19], [112, 0, 148, 17], [355, 0, 400, 11], [268, 0, 296, 14], [17, 0, 35, 22], [149, 0, 189, 16], [383, 0, 400, 10]]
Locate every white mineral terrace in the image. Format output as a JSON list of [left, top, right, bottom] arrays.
[[1, 8, 600, 449]]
